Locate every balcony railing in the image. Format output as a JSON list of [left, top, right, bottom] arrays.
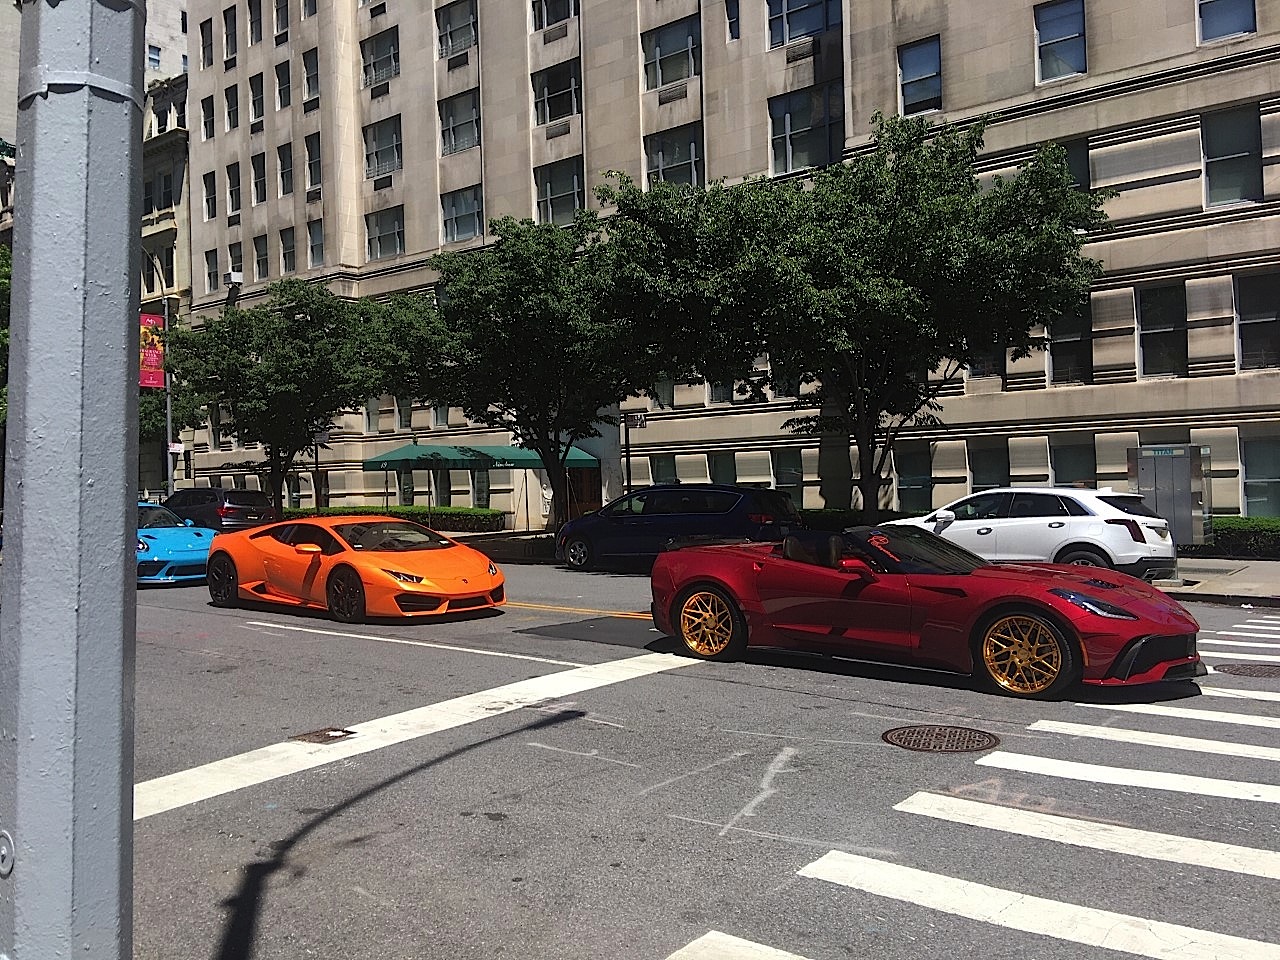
[[365, 151, 403, 178], [362, 55, 400, 87]]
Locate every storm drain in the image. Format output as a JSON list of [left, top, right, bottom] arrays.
[[1211, 663, 1280, 679], [290, 727, 356, 744], [882, 725, 1000, 753]]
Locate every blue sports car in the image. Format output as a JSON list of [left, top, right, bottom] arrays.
[[137, 503, 216, 584]]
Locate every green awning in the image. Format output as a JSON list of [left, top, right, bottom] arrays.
[[362, 442, 597, 472]]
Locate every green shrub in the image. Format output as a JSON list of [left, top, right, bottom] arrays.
[[282, 505, 506, 533], [1179, 515, 1280, 559]]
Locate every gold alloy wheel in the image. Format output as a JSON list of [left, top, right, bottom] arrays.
[[679, 590, 736, 658], [981, 614, 1064, 695]]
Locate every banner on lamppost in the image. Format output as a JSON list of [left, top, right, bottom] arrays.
[[140, 313, 165, 388]]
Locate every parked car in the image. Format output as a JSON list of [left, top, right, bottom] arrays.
[[136, 502, 217, 584], [555, 483, 803, 570], [206, 515, 506, 623], [163, 486, 277, 532], [887, 487, 1176, 581], [651, 525, 1203, 698]]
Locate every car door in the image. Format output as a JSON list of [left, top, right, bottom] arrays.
[[930, 492, 1010, 559], [275, 523, 341, 602], [999, 492, 1075, 562], [254, 524, 298, 597], [754, 547, 915, 664], [597, 490, 683, 559]]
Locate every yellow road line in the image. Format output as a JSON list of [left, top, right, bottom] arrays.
[[507, 600, 652, 621]]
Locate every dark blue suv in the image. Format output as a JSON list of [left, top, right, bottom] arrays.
[[555, 483, 803, 570]]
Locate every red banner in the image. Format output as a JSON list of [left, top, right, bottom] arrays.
[[140, 313, 165, 388]]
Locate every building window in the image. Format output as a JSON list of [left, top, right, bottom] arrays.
[[307, 219, 324, 267], [440, 90, 480, 155], [228, 241, 243, 276], [157, 172, 174, 208], [182, 11, 188, 32], [223, 6, 238, 59], [1050, 304, 1093, 384], [535, 156, 584, 225], [969, 441, 1010, 491], [152, 105, 168, 135], [726, 0, 740, 40], [708, 381, 734, 403], [362, 27, 400, 87], [182, 54, 189, 73], [1035, 0, 1086, 82], [899, 36, 942, 114], [202, 171, 217, 219], [280, 226, 296, 272], [1050, 441, 1096, 487], [225, 85, 239, 130], [642, 17, 701, 90], [274, 61, 291, 108], [442, 185, 484, 243], [277, 142, 294, 195], [201, 96, 215, 139], [709, 452, 737, 484], [143, 179, 155, 215], [893, 444, 931, 513], [226, 162, 241, 213], [253, 234, 269, 281], [396, 396, 413, 430], [249, 73, 264, 122], [205, 249, 220, 292], [251, 153, 267, 204], [650, 454, 678, 484], [767, 0, 840, 48], [274, 0, 288, 34], [305, 132, 321, 188], [1237, 273, 1280, 370], [532, 0, 577, 30], [769, 82, 844, 174], [1202, 104, 1263, 206], [1062, 138, 1090, 189], [968, 347, 1007, 380], [302, 0, 315, 17], [1199, 0, 1256, 41], [147, 44, 162, 70], [532, 60, 581, 125], [248, 0, 263, 43], [472, 469, 491, 509], [437, 0, 477, 58], [433, 404, 450, 427], [363, 115, 403, 178], [200, 19, 214, 67], [645, 123, 703, 186], [302, 48, 320, 100], [772, 449, 805, 505], [1242, 437, 1280, 516], [366, 206, 406, 260], [1138, 284, 1188, 378]]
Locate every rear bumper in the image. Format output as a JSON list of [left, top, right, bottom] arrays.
[[1116, 557, 1178, 582]]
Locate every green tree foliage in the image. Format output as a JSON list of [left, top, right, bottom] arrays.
[[603, 114, 1110, 519], [424, 213, 659, 528], [168, 279, 410, 516]]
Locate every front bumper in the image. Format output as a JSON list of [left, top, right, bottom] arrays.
[[137, 555, 209, 583], [1084, 632, 1205, 685]]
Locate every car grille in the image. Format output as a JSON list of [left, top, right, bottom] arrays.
[[137, 560, 165, 577], [394, 594, 446, 613], [490, 585, 505, 603], [170, 564, 207, 578], [448, 595, 488, 610], [1109, 633, 1198, 680]]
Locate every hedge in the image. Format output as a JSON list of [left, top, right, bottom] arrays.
[[282, 505, 506, 533], [1179, 516, 1280, 560]]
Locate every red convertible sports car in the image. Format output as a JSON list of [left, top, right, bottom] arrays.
[[651, 525, 1204, 699]]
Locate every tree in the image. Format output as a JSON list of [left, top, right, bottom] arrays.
[[424, 212, 659, 528], [603, 115, 1110, 520], [168, 279, 400, 516]]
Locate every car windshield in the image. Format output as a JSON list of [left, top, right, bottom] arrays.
[[332, 520, 453, 552], [226, 490, 271, 506], [138, 505, 187, 529], [1099, 495, 1160, 518], [845, 524, 988, 575]]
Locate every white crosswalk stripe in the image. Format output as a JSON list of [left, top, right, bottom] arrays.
[[1197, 648, 1280, 662], [1199, 685, 1280, 702], [1203, 630, 1280, 641], [663, 932, 812, 960], [798, 851, 1280, 960], [1029, 718, 1280, 762], [1075, 700, 1280, 729], [1198, 637, 1280, 647]]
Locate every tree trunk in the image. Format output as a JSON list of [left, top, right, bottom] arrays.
[[856, 433, 881, 525], [266, 448, 288, 520], [817, 387, 853, 509]]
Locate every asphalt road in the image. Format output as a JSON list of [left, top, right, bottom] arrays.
[[133, 566, 1280, 960]]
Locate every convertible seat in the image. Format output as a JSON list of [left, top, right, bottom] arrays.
[[783, 535, 845, 569]]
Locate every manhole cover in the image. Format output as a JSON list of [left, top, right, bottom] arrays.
[[882, 725, 1000, 753], [1211, 663, 1280, 679], [290, 727, 355, 744]]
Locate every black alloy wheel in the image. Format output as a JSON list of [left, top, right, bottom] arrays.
[[327, 567, 366, 624], [207, 553, 239, 608]]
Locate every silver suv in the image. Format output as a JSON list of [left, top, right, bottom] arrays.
[[888, 487, 1176, 581]]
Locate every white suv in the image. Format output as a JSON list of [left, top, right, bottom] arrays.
[[889, 487, 1176, 581]]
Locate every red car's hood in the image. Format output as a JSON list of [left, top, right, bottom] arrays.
[[973, 563, 1196, 629]]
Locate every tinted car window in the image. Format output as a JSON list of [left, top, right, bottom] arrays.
[[334, 520, 452, 552], [846, 525, 986, 575], [138, 505, 187, 528], [949, 493, 1008, 521], [644, 491, 686, 515], [1009, 492, 1071, 518], [751, 489, 800, 521], [226, 490, 272, 506], [603, 494, 645, 516], [1099, 495, 1159, 518], [288, 524, 344, 555]]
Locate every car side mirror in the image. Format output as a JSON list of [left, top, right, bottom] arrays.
[[295, 543, 323, 555], [185, 518, 195, 526], [838, 557, 877, 581], [934, 509, 956, 524]]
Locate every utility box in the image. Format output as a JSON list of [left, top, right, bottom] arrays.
[[1126, 445, 1212, 545]]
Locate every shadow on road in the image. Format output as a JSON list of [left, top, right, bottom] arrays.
[[211, 709, 584, 960], [208, 597, 506, 628]]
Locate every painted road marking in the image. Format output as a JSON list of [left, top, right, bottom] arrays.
[[1204, 631, 1280, 641], [1197, 649, 1280, 663], [664, 931, 813, 960], [975, 752, 1280, 803], [1241, 620, 1280, 629], [1030, 718, 1280, 762], [244, 620, 581, 666], [1076, 701, 1280, 730], [799, 850, 1280, 960], [894, 791, 1280, 880], [1197, 638, 1280, 648], [506, 600, 652, 620], [1199, 686, 1280, 703], [135, 652, 694, 820]]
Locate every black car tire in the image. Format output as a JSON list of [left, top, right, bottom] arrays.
[[326, 566, 367, 624], [973, 607, 1080, 700], [207, 553, 239, 608], [564, 536, 593, 571], [1055, 547, 1111, 568], [674, 584, 747, 662]]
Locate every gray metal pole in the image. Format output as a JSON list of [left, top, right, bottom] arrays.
[[1, 0, 143, 957]]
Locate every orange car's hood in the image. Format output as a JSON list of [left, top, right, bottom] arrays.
[[356, 542, 495, 581]]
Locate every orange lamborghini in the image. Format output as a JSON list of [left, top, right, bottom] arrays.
[[206, 515, 506, 622]]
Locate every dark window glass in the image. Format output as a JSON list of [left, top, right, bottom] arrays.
[[1009, 492, 1071, 518], [1138, 284, 1188, 377]]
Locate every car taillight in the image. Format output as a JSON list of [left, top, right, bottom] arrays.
[[217, 505, 235, 518], [748, 513, 775, 524], [1106, 517, 1145, 543]]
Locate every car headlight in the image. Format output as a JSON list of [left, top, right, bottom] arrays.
[[1049, 588, 1138, 620], [383, 569, 423, 584], [137, 539, 148, 553], [487, 562, 498, 576]]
